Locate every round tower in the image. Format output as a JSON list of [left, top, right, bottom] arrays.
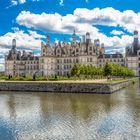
[[133, 30, 139, 55], [12, 39, 16, 49], [86, 32, 90, 40]]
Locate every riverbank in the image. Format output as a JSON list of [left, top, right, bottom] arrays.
[[0, 78, 138, 94]]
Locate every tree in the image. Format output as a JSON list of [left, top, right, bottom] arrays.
[[70, 63, 134, 79], [33, 74, 36, 80], [71, 64, 81, 77], [103, 62, 112, 76]]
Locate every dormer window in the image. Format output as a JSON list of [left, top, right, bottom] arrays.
[[57, 50, 60, 53]]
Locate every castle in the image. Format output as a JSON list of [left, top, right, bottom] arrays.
[[5, 30, 140, 77]]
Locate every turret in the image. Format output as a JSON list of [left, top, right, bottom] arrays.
[[41, 42, 44, 47], [133, 30, 139, 55], [85, 32, 90, 52], [100, 44, 105, 55], [86, 32, 90, 44], [46, 35, 50, 46], [63, 38, 66, 45], [81, 35, 85, 43], [94, 39, 100, 47], [12, 39, 16, 49], [58, 41, 61, 47]]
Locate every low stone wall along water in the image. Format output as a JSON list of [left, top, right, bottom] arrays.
[[0, 79, 137, 94]]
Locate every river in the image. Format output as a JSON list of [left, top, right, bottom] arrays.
[[0, 83, 140, 140]]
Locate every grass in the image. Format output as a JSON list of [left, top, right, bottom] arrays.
[[5, 76, 46, 81], [0, 75, 138, 85], [0, 76, 8, 80], [105, 77, 138, 84]]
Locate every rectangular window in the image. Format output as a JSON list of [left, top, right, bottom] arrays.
[[90, 58, 92, 62], [42, 59, 44, 63]]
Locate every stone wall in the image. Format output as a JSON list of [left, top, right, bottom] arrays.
[[0, 79, 136, 94]]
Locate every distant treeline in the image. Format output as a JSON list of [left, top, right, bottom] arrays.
[[71, 63, 134, 78], [0, 72, 5, 76]]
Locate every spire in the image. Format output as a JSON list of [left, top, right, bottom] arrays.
[[72, 29, 76, 42], [63, 38, 66, 43]]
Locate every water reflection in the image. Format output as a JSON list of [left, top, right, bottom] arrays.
[[0, 84, 139, 139]]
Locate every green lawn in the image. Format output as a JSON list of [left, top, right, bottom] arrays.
[[105, 77, 138, 84]]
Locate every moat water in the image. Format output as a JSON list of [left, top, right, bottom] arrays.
[[0, 83, 140, 140]]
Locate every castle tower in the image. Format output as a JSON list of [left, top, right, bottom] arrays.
[[46, 35, 50, 45], [100, 43, 105, 55], [81, 35, 85, 43], [133, 30, 139, 55], [86, 32, 90, 52], [12, 39, 16, 49], [86, 32, 90, 44]]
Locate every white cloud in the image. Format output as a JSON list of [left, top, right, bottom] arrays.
[[11, 0, 18, 6], [16, 8, 136, 48], [19, 0, 26, 4], [28, 30, 45, 39], [0, 29, 44, 51], [8, 0, 41, 7], [0, 58, 5, 71], [59, 0, 64, 6], [111, 30, 125, 36]]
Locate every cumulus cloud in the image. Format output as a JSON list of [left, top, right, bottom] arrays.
[[16, 8, 135, 48], [0, 29, 44, 52], [16, 7, 140, 34], [28, 30, 45, 39]]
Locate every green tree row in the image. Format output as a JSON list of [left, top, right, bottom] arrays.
[[71, 63, 134, 78], [103, 63, 134, 77]]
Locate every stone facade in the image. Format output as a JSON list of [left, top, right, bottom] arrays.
[[39, 32, 125, 77], [5, 39, 39, 76], [5, 30, 140, 77], [125, 30, 140, 76]]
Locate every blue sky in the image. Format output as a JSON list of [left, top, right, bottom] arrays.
[[0, 0, 140, 70]]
